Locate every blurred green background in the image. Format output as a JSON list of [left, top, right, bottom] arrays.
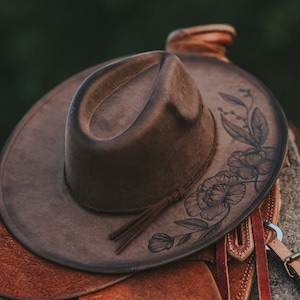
[[1, 0, 300, 148]]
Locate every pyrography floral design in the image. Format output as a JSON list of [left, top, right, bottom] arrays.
[[148, 89, 277, 253]]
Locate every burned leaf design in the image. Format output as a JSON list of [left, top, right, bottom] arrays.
[[176, 233, 192, 246], [221, 114, 256, 146], [219, 92, 246, 107], [148, 89, 275, 253], [198, 223, 222, 242], [251, 107, 269, 148], [174, 218, 208, 231]]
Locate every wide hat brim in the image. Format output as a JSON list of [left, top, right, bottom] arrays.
[[0, 53, 287, 273]]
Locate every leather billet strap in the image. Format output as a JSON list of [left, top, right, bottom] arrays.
[[215, 128, 300, 300], [216, 238, 231, 299], [216, 183, 279, 300], [216, 211, 300, 300], [267, 237, 300, 285]]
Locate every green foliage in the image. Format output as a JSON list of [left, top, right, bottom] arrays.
[[1, 0, 300, 147]]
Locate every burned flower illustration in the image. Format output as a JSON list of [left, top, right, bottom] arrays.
[[228, 147, 276, 180], [187, 171, 246, 221], [148, 89, 276, 253]]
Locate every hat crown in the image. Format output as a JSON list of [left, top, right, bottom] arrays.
[[64, 51, 216, 212]]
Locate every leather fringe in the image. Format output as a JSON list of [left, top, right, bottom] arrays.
[[109, 125, 217, 254], [109, 189, 185, 254]]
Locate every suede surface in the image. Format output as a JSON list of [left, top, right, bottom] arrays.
[[0, 141, 297, 299], [0, 52, 287, 273]]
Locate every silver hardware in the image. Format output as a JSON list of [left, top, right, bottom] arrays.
[[263, 222, 283, 250], [284, 252, 300, 278]]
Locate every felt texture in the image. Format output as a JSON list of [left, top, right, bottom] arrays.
[[0, 52, 287, 273], [65, 51, 215, 212]]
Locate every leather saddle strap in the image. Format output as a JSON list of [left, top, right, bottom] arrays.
[[267, 237, 300, 285], [251, 208, 271, 300], [216, 238, 231, 299], [216, 207, 272, 300]]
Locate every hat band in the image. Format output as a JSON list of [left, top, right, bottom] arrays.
[[109, 118, 217, 254]]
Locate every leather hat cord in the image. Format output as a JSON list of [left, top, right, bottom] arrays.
[[109, 129, 217, 254]]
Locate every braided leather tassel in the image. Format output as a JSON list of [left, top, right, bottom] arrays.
[[109, 132, 217, 254], [109, 189, 185, 254]]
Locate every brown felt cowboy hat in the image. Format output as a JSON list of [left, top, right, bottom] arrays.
[[0, 25, 288, 275]]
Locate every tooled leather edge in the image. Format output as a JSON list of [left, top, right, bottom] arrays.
[[226, 180, 281, 262], [226, 182, 281, 300]]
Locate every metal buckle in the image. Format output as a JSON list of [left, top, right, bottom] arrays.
[[263, 222, 300, 278], [263, 222, 283, 250], [284, 252, 300, 278]]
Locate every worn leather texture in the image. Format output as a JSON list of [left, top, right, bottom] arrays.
[[76, 183, 279, 300], [166, 24, 236, 61], [0, 23, 296, 300], [249, 128, 300, 299], [267, 237, 300, 285], [79, 261, 222, 300], [78, 132, 299, 300], [0, 51, 288, 274], [0, 136, 297, 300], [206, 181, 280, 300], [0, 217, 130, 299], [0, 166, 284, 300], [65, 51, 215, 213]]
